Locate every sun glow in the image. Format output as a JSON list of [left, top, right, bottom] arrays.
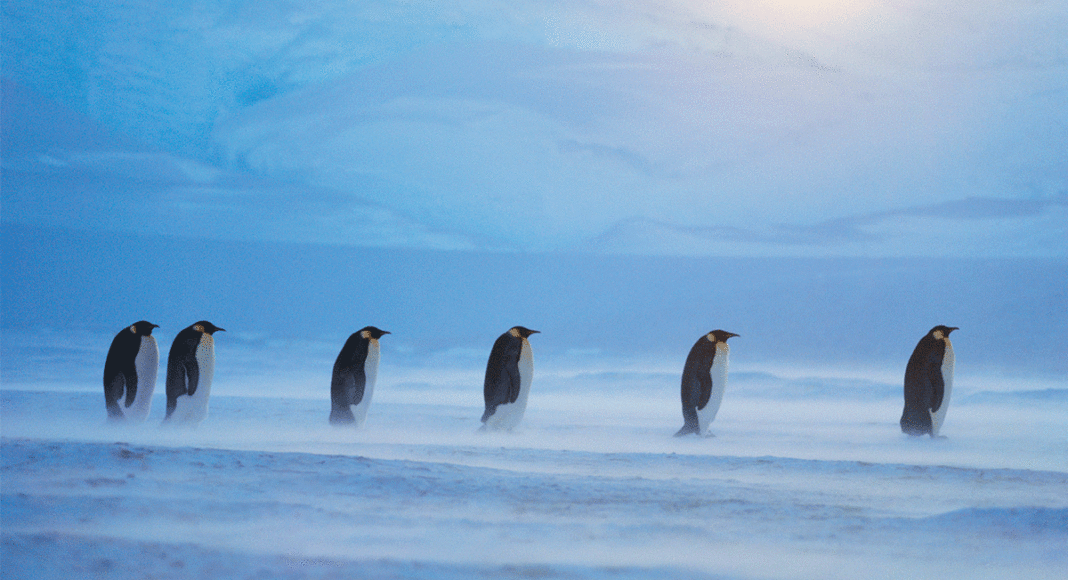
[[751, 0, 876, 27], [698, 0, 880, 35]]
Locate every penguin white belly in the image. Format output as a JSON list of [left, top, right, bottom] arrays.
[[697, 344, 729, 436], [351, 339, 380, 428], [126, 335, 158, 422], [485, 340, 533, 431], [930, 341, 954, 436], [171, 336, 215, 426]]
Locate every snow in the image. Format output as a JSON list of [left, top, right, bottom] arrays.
[[3, 365, 1067, 580]]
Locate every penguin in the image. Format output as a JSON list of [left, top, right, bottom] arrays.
[[329, 326, 390, 427], [102, 321, 160, 422], [900, 325, 957, 437], [164, 321, 225, 426], [675, 330, 739, 437], [481, 326, 539, 432]]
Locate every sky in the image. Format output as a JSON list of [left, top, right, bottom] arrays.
[[1, 0, 1066, 377], [3, 0, 1065, 257]]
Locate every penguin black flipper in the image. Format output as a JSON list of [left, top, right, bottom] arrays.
[[927, 348, 946, 413], [164, 358, 186, 417], [329, 369, 357, 425], [121, 366, 140, 408], [675, 370, 705, 436], [505, 353, 522, 404], [329, 359, 365, 425], [696, 357, 715, 411], [184, 354, 201, 397]]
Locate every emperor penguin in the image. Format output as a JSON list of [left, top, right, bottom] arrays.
[[481, 326, 539, 432], [675, 330, 739, 437], [103, 321, 160, 422], [164, 321, 225, 426], [900, 325, 957, 437], [330, 326, 390, 427]]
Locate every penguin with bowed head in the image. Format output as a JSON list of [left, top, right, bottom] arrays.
[[675, 330, 739, 437], [164, 321, 225, 426], [330, 326, 390, 427], [481, 326, 539, 432], [900, 325, 958, 438], [103, 320, 160, 422]]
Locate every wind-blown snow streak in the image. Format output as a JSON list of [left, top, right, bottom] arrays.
[[2, 430, 1065, 580]]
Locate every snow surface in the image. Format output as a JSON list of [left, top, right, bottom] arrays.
[[3, 348, 1067, 579]]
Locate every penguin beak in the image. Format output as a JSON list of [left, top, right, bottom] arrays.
[[946, 327, 958, 334], [216, 327, 226, 332]]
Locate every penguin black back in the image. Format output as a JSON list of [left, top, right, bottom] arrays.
[[900, 325, 958, 436]]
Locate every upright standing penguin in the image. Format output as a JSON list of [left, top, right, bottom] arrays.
[[103, 321, 160, 422], [675, 330, 739, 437], [481, 326, 539, 432], [164, 321, 225, 426], [330, 326, 390, 427], [900, 325, 957, 437]]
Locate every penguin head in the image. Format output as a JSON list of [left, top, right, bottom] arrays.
[[510, 326, 540, 339], [359, 326, 391, 340], [930, 325, 958, 340], [193, 321, 226, 335], [130, 321, 159, 336], [707, 330, 739, 343]]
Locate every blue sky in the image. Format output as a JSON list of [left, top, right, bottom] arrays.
[[3, 0, 1065, 257]]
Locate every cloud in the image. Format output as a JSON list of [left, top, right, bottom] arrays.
[[4, 1, 1066, 257], [585, 195, 1068, 257]]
